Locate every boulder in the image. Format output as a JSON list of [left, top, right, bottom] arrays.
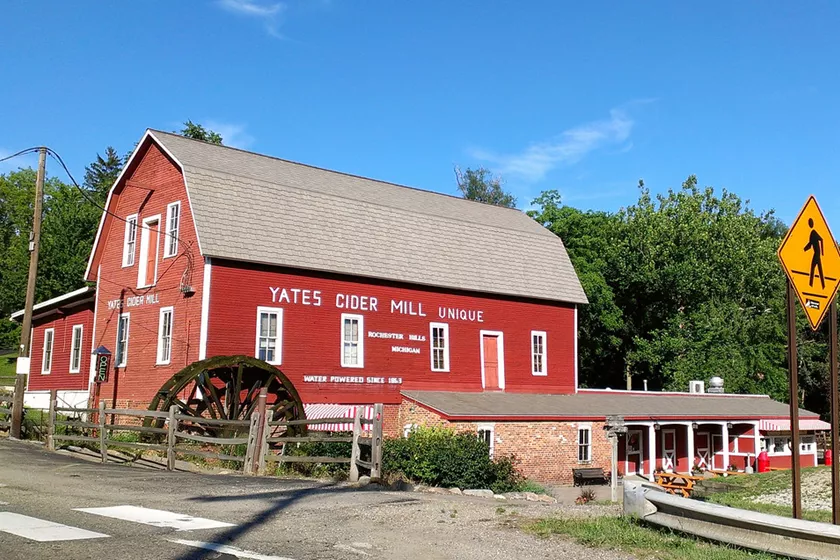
[[493, 494, 507, 500], [463, 489, 495, 498], [357, 475, 371, 487], [447, 488, 462, 495]]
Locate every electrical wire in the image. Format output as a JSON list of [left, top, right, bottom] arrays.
[[0, 147, 42, 164]]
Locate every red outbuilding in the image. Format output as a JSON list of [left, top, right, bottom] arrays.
[[11, 130, 829, 483]]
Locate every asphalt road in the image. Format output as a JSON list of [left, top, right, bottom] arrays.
[[0, 438, 631, 560]]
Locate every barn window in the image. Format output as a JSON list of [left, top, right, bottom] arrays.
[[69, 325, 84, 373], [531, 331, 547, 376], [123, 214, 138, 267], [164, 201, 180, 258], [477, 423, 495, 457], [41, 328, 54, 374], [255, 307, 283, 365], [341, 313, 364, 368], [578, 426, 592, 462], [157, 307, 174, 365], [430, 322, 449, 372], [116, 314, 130, 367]]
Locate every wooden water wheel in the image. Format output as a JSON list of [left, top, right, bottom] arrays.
[[144, 355, 305, 437]]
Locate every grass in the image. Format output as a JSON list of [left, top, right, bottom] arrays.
[[0, 352, 17, 387], [705, 467, 831, 523], [527, 516, 781, 560]]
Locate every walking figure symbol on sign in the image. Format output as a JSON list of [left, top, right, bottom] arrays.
[[805, 218, 825, 289]]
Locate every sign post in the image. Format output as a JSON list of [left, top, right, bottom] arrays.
[[831, 300, 840, 525], [605, 415, 627, 503], [778, 195, 840, 521]]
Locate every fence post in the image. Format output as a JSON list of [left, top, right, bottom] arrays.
[[349, 406, 362, 482], [257, 413, 271, 475], [371, 403, 383, 479], [166, 405, 178, 471], [46, 389, 57, 451], [253, 387, 269, 475], [98, 400, 107, 464], [243, 411, 261, 475]]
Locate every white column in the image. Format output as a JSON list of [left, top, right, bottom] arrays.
[[721, 422, 730, 473], [753, 421, 761, 470], [686, 423, 694, 474], [648, 424, 656, 481]]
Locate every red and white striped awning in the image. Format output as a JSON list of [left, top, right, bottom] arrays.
[[759, 418, 831, 432], [303, 404, 375, 432]]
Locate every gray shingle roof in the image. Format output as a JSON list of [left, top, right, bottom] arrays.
[[150, 130, 587, 304], [401, 390, 821, 420]]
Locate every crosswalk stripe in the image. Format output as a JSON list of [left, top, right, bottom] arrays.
[[0, 512, 109, 542], [74, 505, 234, 531], [169, 539, 296, 560]]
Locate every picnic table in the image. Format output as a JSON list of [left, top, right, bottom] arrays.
[[653, 472, 705, 497]]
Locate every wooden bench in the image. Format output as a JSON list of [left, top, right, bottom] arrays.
[[573, 467, 608, 486]]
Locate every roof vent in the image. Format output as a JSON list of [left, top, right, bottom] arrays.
[[689, 380, 705, 394], [707, 376, 724, 394]]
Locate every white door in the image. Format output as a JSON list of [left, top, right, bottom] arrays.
[[626, 429, 643, 475], [662, 429, 676, 472]]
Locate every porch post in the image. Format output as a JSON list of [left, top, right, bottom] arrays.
[[686, 422, 694, 474], [648, 423, 656, 481], [753, 421, 761, 469], [722, 422, 730, 473]]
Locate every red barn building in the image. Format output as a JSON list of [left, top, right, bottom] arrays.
[[12, 130, 828, 483]]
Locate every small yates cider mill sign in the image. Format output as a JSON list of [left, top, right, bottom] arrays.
[[778, 195, 840, 330]]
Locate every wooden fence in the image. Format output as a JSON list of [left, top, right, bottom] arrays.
[[34, 389, 382, 481]]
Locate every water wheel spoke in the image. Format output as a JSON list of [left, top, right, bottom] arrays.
[[202, 373, 228, 421], [230, 363, 244, 420]]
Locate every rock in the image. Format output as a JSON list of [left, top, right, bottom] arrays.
[[493, 494, 506, 500], [447, 488, 462, 495], [428, 487, 449, 494], [502, 492, 526, 501], [463, 489, 495, 498], [357, 475, 371, 487], [524, 492, 541, 502], [536, 494, 557, 504]]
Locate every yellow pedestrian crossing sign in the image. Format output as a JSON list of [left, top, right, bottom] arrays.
[[778, 195, 840, 330]]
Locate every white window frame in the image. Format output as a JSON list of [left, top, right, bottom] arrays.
[[115, 313, 130, 368], [340, 313, 364, 368], [477, 423, 495, 458], [41, 328, 54, 374], [255, 306, 283, 365], [164, 201, 180, 258], [403, 424, 419, 438], [69, 324, 84, 374], [479, 330, 505, 390], [156, 307, 174, 365], [137, 214, 161, 288], [122, 214, 138, 267], [429, 322, 450, 372], [578, 425, 592, 463], [531, 330, 547, 376]]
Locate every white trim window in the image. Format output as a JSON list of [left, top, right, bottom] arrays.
[[41, 328, 55, 374], [69, 324, 84, 374], [137, 214, 161, 288], [115, 314, 130, 367], [477, 423, 495, 457], [164, 201, 180, 258], [157, 307, 174, 365], [578, 425, 592, 463], [430, 322, 450, 372], [341, 313, 364, 368], [255, 307, 282, 365], [122, 214, 138, 267], [531, 330, 547, 376]]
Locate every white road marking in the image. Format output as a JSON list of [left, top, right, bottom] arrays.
[[74, 505, 234, 531], [169, 538, 296, 560], [0, 512, 109, 542]]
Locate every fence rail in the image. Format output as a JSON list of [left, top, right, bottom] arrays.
[[27, 389, 382, 481]]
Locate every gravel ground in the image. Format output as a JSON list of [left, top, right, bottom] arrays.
[[752, 469, 832, 511]]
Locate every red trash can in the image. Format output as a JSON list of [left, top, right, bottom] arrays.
[[757, 450, 770, 473], [826, 448, 833, 467]]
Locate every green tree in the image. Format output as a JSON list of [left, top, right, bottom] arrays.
[[83, 147, 123, 203], [179, 121, 223, 145], [455, 166, 516, 208]]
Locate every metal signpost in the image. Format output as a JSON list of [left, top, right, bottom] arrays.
[[605, 415, 627, 503], [777, 195, 840, 523]]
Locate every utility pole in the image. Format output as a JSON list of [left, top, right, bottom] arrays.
[[11, 147, 47, 438]]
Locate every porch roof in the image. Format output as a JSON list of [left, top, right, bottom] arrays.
[[401, 390, 821, 422]]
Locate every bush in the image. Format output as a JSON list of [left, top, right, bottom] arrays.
[[278, 437, 352, 478], [382, 426, 527, 491]]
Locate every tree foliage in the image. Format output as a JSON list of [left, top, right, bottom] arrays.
[[179, 121, 223, 145], [455, 166, 516, 208]]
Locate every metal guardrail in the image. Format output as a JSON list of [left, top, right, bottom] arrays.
[[624, 480, 840, 560]]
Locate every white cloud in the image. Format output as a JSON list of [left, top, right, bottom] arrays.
[[204, 121, 255, 149], [217, 0, 287, 37], [470, 109, 634, 182]]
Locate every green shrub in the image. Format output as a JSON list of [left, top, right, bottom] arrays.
[[382, 426, 528, 491], [279, 436, 352, 478]]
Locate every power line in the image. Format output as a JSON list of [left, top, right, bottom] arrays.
[[0, 147, 42, 164]]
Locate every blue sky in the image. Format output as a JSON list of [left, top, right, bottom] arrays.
[[2, 1, 839, 227]]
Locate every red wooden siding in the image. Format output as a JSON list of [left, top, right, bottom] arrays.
[[207, 260, 577, 405], [28, 308, 93, 392], [89, 142, 204, 406]]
